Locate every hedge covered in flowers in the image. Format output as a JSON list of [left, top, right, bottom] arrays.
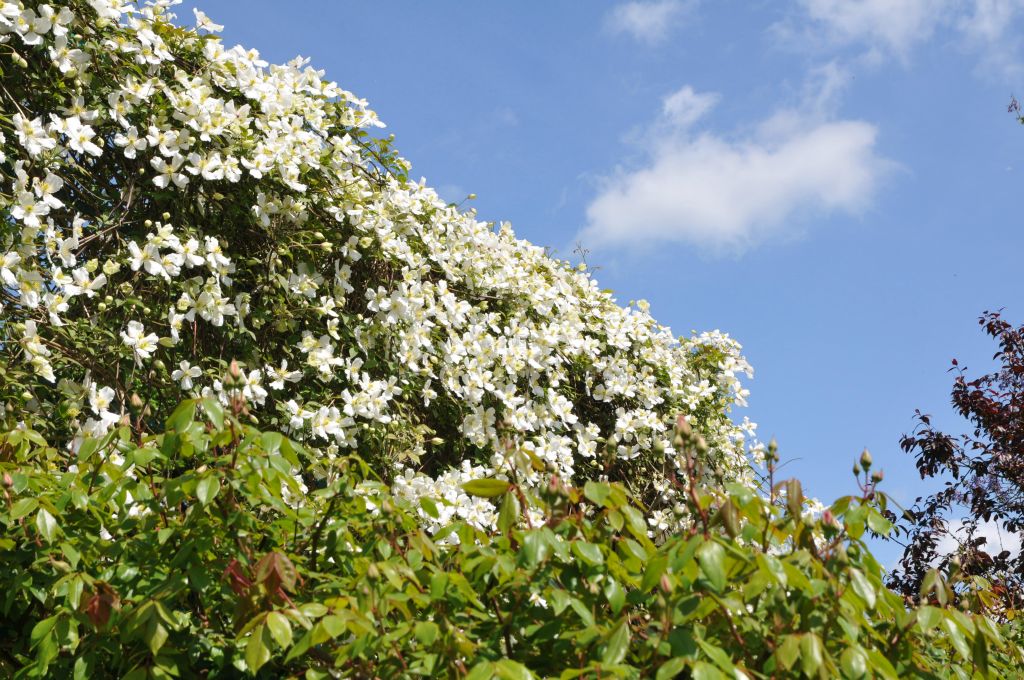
[[0, 0, 756, 533]]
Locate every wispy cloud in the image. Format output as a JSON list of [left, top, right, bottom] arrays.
[[778, 0, 1024, 82], [935, 518, 1022, 562], [957, 0, 1024, 82], [661, 86, 720, 128], [784, 0, 950, 61], [605, 0, 696, 45], [580, 67, 894, 253]]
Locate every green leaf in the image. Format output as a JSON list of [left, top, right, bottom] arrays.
[[695, 540, 726, 592], [497, 491, 518, 534], [245, 625, 271, 673], [840, 646, 868, 679], [166, 400, 196, 432], [602, 618, 630, 665], [692, 661, 725, 680], [866, 508, 893, 536], [800, 633, 824, 676], [414, 621, 439, 646], [266, 611, 292, 649], [583, 481, 610, 506], [145, 617, 168, 656], [655, 658, 688, 680], [942, 619, 970, 661], [35, 508, 59, 542], [261, 431, 283, 454], [196, 475, 220, 506], [201, 398, 224, 430], [461, 478, 510, 498], [522, 531, 551, 567], [30, 616, 58, 646], [775, 635, 800, 670], [641, 555, 668, 592], [11, 497, 38, 520], [845, 504, 868, 540], [465, 662, 496, 680], [419, 496, 440, 519], [848, 568, 876, 609], [494, 659, 533, 680], [917, 606, 941, 632], [572, 541, 604, 566], [604, 578, 625, 615]]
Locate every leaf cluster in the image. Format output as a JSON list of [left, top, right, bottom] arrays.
[[1, 404, 1021, 678]]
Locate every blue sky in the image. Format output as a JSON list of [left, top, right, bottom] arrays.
[[183, 0, 1024, 563]]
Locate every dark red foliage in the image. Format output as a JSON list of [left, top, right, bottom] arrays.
[[889, 311, 1024, 611]]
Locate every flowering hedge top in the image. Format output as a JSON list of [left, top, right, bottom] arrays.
[[0, 0, 758, 530]]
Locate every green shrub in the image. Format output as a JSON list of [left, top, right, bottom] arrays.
[[2, 400, 1020, 678]]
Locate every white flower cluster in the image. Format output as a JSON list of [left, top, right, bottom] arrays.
[[0, 0, 759, 532]]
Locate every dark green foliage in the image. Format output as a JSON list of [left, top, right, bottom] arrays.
[[1, 401, 1020, 678]]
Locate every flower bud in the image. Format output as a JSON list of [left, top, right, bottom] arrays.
[[3, 473, 13, 488], [228, 359, 241, 381], [130, 393, 144, 409], [859, 448, 872, 470], [871, 469, 884, 484], [660, 573, 672, 594]]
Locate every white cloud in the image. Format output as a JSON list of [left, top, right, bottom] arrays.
[[661, 86, 720, 128], [792, 0, 950, 58], [581, 73, 893, 252], [957, 0, 1024, 81], [935, 519, 1022, 562], [606, 0, 695, 45], [781, 1, 1024, 80]]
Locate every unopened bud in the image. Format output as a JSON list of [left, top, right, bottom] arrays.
[[130, 393, 144, 409], [675, 414, 692, 438], [852, 462, 861, 476], [859, 448, 872, 470], [162, 212, 171, 221], [430, 437, 445, 446], [871, 469, 884, 484], [467, 193, 477, 200], [3, 473, 13, 488], [144, 219, 153, 228], [660, 573, 672, 594], [228, 359, 241, 381], [366, 563, 380, 580]]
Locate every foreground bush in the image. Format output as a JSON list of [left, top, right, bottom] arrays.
[[2, 400, 1021, 678]]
